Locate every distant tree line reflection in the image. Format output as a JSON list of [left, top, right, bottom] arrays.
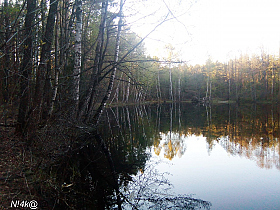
[[42, 103, 279, 209], [103, 103, 280, 170]]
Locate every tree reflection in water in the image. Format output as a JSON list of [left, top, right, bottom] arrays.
[[122, 159, 211, 210], [43, 104, 212, 209], [45, 132, 211, 209], [43, 103, 280, 209], [148, 103, 280, 170]]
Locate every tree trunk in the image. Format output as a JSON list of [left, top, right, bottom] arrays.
[[210, 80, 212, 100], [72, 0, 82, 118], [157, 69, 161, 101], [272, 59, 274, 101], [206, 76, 209, 98], [169, 64, 173, 101], [235, 58, 239, 102], [178, 73, 181, 102], [33, 0, 58, 123], [49, 11, 60, 116], [2, 0, 10, 104], [78, 0, 108, 120], [125, 77, 131, 103], [16, 0, 36, 135], [110, 72, 123, 105], [92, 0, 124, 125], [228, 62, 231, 101]]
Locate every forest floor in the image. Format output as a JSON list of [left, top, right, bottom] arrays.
[[0, 126, 38, 209], [0, 116, 82, 209]]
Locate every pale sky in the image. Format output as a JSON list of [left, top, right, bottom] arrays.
[[125, 0, 280, 65]]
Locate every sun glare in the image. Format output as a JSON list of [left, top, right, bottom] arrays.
[[129, 0, 280, 65]]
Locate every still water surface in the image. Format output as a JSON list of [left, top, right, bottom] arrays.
[[51, 103, 280, 209], [151, 134, 280, 209], [103, 103, 280, 209]]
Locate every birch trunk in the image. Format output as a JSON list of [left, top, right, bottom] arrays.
[[78, 0, 107, 119], [272, 60, 274, 100], [178, 75, 181, 102], [210, 80, 212, 100], [169, 64, 173, 101], [110, 72, 123, 105], [72, 0, 82, 118], [49, 12, 60, 116], [125, 78, 131, 103], [33, 0, 58, 122], [157, 69, 161, 100], [206, 75, 209, 98], [229, 61, 232, 100], [92, 0, 124, 125]]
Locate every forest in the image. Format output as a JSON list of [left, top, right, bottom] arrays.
[[1, 0, 280, 132], [1, 0, 280, 209]]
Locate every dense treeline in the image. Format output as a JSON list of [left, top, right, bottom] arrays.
[[0, 0, 156, 136], [147, 52, 280, 102], [1, 0, 280, 138]]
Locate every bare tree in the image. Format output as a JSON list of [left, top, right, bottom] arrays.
[[32, 0, 58, 123], [72, 0, 82, 118], [2, 0, 10, 105], [78, 0, 108, 120], [92, 0, 124, 125], [16, 0, 37, 135]]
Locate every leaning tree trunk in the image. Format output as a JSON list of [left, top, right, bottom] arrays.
[[16, 0, 36, 135], [92, 0, 124, 125], [78, 0, 108, 120], [109, 72, 123, 105], [32, 0, 58, 124]]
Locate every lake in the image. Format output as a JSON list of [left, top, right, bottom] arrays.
[[53, 103, 280, 209], [101, 103, 280, 209]]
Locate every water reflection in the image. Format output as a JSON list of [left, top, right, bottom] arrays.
[[121, 159, 211, 210], [45, 103, 280, 209], [100, 103, 280, 208], [45, 131, 211, 209], [158, 132, 186, 159], [44, 130, 154, 209], [144, 103, 280, 170]]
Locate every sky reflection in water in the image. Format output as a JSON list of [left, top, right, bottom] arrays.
[[150, 133, 280, 209], [101, 103, 280, 209]]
